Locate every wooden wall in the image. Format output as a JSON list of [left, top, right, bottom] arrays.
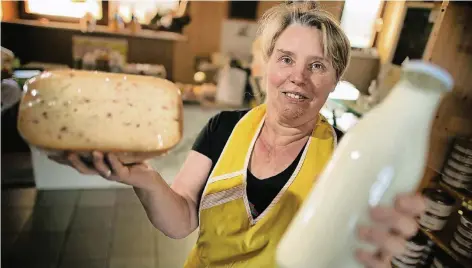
[[318, 1, 344, 20], [172, 1, 228, 83], [419, 1, 472, 189], [1, 1, 18, 21], [256, 1, 282, 19]]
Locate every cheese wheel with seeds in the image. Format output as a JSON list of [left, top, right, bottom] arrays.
[[17, 70, 183, 164]]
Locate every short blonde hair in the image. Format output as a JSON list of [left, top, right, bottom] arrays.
[[257, 1, 351, 80]]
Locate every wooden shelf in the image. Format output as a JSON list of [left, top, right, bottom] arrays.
[[419, 164, 472, 267], [421, 166, 472, 267], [438, 181, 472, 204], [425, 166, 472, 203], [419, 211, 471, 268], [2, 19, 187, 42]]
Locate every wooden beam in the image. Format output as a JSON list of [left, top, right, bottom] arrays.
[[406, 1, 436, 9], [423, 0, 449, 62]]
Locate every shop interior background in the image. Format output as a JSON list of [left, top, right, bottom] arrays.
[[1, 1, 471, 268]]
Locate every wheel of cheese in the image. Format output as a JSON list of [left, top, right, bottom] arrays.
[[17, 69, 183, 164]]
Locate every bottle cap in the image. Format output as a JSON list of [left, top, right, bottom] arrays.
[[403, 60, 454, 91]]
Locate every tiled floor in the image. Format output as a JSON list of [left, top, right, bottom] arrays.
[[2, 187, 198, 268]]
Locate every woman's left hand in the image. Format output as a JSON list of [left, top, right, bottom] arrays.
[[356, 192, 426, 268]]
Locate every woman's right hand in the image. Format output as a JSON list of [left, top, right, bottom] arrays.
[[48, 151, 159, 190]]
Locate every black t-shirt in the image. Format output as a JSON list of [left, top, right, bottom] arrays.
[[192, 109, 306, 218]]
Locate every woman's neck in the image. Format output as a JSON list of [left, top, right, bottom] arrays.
[[262, 113, 317, 148]]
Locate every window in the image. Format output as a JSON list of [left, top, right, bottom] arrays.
[[110, 0, 180, 24], [340, 0, 383, 48], [24, 0, 103, 19], [20, 0, 182, 27]]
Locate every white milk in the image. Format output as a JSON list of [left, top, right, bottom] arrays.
[[276, 61, 453, 268]]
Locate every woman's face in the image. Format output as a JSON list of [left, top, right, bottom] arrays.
[[265, 24, 337, 125]]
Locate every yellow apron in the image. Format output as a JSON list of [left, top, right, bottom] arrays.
[[184, 104, 336, 268]]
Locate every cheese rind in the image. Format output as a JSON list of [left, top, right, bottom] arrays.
[[17, 70, 183, 163]]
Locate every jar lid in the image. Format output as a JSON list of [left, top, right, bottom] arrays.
[[394, 254, 421, 265], [424, 211, 449, 220], [423, 188, 456, 206], [461, 209, 472, 227], [403, 247, 424, 258], [447, 158, 472, 172], [455, 146, 472, 157], [443, 165, 472, 181], [455, 229, 472, 248], [451, 150, 472, 160], [392, 257, 419, 267], [403, 60, 453, 91], [441, 174, 472, 190], [450, 238, 472, 257]]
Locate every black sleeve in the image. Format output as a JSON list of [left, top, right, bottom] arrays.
[[191, 110, 250, 165], [191, 112, 222, 160]]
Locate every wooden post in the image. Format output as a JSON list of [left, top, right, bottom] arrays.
[[423, 0, 449, 62]]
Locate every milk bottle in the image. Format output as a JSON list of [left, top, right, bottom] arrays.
[[276, 61, 453, 268]]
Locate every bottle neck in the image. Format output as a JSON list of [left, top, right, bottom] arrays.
[[378, 74, 446, 123]]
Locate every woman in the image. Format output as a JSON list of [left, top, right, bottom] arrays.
[[52, 2, 425, 267]]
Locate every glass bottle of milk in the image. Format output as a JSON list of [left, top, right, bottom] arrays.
[[276, 61, 453, 268]]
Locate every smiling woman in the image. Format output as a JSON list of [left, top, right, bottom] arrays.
[[266, 25, 340, 123], [49, 1, 426, 267], [258, 1, 350, 125]]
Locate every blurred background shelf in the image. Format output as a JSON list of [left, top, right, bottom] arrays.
[[424, 165, 472, 203], [3, 19, 187, 42], [419, 210, 471, 268], [331, 99, 369, 118]]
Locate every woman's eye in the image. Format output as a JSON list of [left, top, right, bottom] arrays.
[[280, 56, 293, 65], [310, 63, 324, 71]]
